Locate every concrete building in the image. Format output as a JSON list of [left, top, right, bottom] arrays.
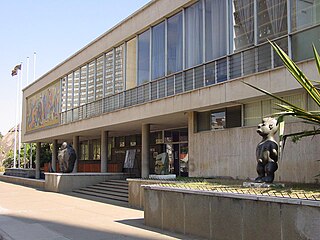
[[22, 0, 320, 183]]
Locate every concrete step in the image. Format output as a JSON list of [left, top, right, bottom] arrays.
[[73, 189, 128, 202], [87, 185, 128, 194], [98, 180, 128, 188], [71, 180, 129, 204]]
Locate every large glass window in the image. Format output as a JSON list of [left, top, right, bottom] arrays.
[[126, 38, 137, 90], [73, 70, 80, 108], [80, 141, 89, 160], [67, 73, 73, 111], [115, 44, 125, 93], [185, 1, 203, 68], [197, 106, 241, 132], [73, 69, 80, 121], [167, 12, 183, 74], [138, 30, 150, 85], [233, 0, 254, 50], [96, 56, 104, 99], [205, 0, 227, 61], [257, 0, 287, 43], [92, 139, 101, 160], [60, 76, 67, 112], [292, 25, 320, 61], [291, 0, 320, 31], [152, 21, 165, 80], [105, 50, 114, 96], [80, 65, 87, 105], [87, 61, 95, 103]]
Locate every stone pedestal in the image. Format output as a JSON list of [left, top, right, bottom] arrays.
[[149, 174, 176, 180]]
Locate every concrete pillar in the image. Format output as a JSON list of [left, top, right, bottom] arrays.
[[101, 131, 108, 173], [52, 139, 57, 172], [73, 136, 79, 173], [141, 124, 150, 178], [35, 142, 41, 179]]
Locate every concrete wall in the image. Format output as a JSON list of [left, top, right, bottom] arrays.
[[128, 178, 176, 209], [45, 172, 130, 192], [189, 120, 320, 184], [144, 186, 320, 240], [0, 173, 45, 189]]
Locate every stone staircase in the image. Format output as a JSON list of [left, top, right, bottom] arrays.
[[71, 180, 128, 204]]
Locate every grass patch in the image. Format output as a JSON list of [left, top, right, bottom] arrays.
[[154, 178, 320, 201]]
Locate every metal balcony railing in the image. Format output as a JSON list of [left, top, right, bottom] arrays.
[[60, 37, 288, 124]]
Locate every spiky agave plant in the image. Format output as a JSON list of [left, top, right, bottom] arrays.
[[244, 41, 320, 173]]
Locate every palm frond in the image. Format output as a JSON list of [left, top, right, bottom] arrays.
[[270, 41, 320, 107]]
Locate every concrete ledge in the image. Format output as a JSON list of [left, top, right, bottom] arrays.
[[144, 186, 320, 240], [45, 172, 131, 193], [0, 173, 45, 189], [127, 178, 180, 209]]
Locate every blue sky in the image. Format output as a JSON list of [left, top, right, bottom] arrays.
[[0, 0, 149, 135]]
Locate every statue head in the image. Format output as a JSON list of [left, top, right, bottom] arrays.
[[60, 142, 68, 150], [257, 117, 278, 138]]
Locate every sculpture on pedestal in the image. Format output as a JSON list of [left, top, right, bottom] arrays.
[[154, 153, 169, 175], [58, 142, 76, 173], [255, 117, 279, 183]]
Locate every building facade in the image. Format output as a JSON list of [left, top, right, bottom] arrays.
[[22, 0, 320, 183]]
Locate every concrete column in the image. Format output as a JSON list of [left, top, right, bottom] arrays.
[[51, 139, 57, 172], [73, 136, 79, 173], [101, 131, 108, 173], [141, 124, 150, 178], [35, 142, 41, 179]]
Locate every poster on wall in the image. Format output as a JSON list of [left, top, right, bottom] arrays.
[[26, 81, 60, 132]]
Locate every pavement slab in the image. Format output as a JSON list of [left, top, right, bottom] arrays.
[[0, 181, 200, 240]]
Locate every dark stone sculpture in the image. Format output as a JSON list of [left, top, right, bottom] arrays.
[[58, 142, 76, 173], [255, 117, 279, 183]]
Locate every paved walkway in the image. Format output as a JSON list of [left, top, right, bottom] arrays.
[[0, 181, 200, 240]]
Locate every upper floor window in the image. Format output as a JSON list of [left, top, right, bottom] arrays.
[[138, 30, 150, 85], [257, 0, 287, 43], [233, 0, 255, 50], [205, 0, 227, 61], [185, 1, 203, 68], [291, 0, 320, 31], [152, 21, 165, 80], [167, 12, 183, 74]]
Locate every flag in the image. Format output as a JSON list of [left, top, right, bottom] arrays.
[[11, 64, 22, 77], [11, 69, 17, 76]]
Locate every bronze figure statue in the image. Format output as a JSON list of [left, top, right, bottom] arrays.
[[58, 142, 76, 173], [255, 117, 279, 183]]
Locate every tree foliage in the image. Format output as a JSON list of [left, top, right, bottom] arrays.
[[2, 143, 52, 168]]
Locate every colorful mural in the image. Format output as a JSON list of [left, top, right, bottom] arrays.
[[26, 81, 60, 132]]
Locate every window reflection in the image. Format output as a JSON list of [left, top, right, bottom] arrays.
[[138, 30, 150, 85]]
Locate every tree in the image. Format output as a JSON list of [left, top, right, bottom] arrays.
[[2, 143, 52, 168], [0, 132, 3, 139]]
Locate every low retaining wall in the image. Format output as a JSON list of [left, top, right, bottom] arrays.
[[0, 173, 45, 189], [4, 168, 36, 178], [127, 179, 179, 209], [144, 186, 320, 240], [45, 172, 131, 192]]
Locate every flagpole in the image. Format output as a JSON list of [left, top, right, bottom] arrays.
[[18, 62, 23, 168], [30, 52, 36, 169], [13, 73, 19, 168], [23, 57, 30, 168]]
